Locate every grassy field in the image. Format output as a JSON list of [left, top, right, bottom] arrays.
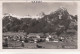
[[3, 41, 77, 49], [3, 32, 77, 49]]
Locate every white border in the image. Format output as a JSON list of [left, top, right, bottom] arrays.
[[0, 0, 80, 52]]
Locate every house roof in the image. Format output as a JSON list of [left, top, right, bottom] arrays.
[[27, 33, 44, 37]]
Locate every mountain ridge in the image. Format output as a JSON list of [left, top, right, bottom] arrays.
[[3, 7, 77, 35]]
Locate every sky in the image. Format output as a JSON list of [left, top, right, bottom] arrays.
[[3, 2, 77, 18]]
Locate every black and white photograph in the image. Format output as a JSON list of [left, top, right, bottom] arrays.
[[2, 2, 77, 49]]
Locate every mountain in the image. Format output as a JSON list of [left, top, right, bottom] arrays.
[[36, 7, 77, 35], [3, 7, 77, 35], [41, 7, 70, 29]]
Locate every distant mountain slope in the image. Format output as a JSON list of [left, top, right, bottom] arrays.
[[3, 7, 77, 35]]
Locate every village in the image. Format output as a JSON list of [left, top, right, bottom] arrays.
[[3, 28, 77, 49]]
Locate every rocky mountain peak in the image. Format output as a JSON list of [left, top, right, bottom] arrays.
[[58, 6, 67, 11]]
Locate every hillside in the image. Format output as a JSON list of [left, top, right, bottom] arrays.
[[3, 7, 77, 36]]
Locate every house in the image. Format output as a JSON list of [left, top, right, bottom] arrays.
[[51, 34, 58, 39], [46, 37, 49, 42], [27, 33, 44, 38], [53, 39, 59, 42], [27, 33, 45, 43], [45, 33, 59, 42]]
